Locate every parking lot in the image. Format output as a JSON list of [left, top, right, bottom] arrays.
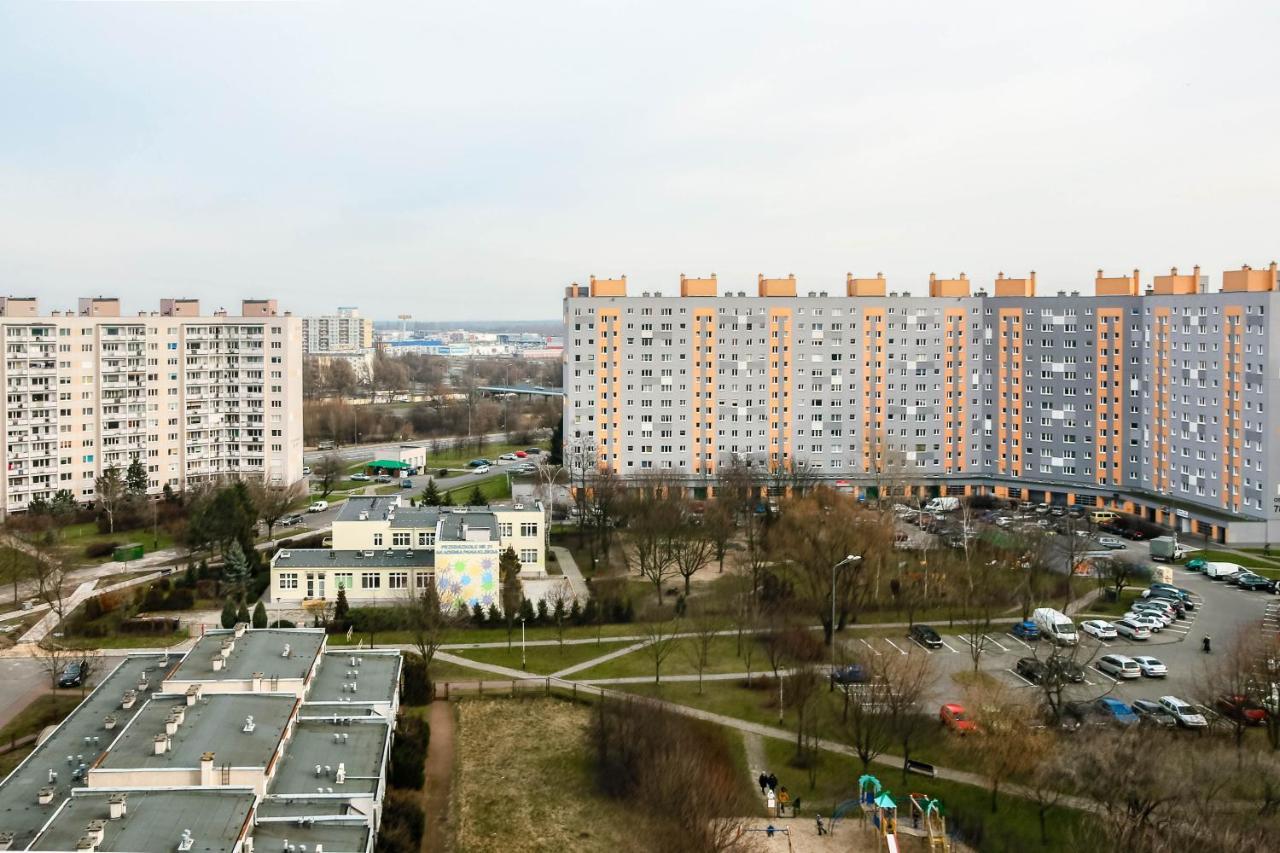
[[848, 561, 1276, 711]]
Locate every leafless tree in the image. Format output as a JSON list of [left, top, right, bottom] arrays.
[[640, 619, 682, 684], [545, 578, 576, 649], [964, 678, 1039, 813], [312, 452, 346, 499], [682, 612, 721, 695], [94, 466, 126, 534], [786, 663, 824, 757], [842, 672, 894, 773], [672, 523, 715, 596], [879, 649, 935, 782], [248, 479, 305, 540], [701, 501, 735, 573], [1095, 554, 1152, 603], [33, 639, 76, 692], [1197, 625, 1280, 755], [623, 483, 682, 606]]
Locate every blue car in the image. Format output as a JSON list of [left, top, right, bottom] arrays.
[[831, 664, 867, 686], [1094, 697, 1139, 726], [1011, 620, 1040, 641]]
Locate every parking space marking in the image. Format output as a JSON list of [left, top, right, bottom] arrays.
[[883, 639, 908, 656], [1006, 634, 1033, 650], [1089, 665, 1119, 685], [939, 639, 959, 653], [984, 634, 1010, 652], [860, 638, 883, 656], [1006, 668, 1036, 687]]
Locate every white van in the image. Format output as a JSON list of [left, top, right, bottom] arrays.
[[1032, 607, 1078, 646], [1203, 561, 1243, 581], [308, 500, 329, 513]]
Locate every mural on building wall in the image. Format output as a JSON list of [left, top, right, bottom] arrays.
[[434, 542, 499, 611]]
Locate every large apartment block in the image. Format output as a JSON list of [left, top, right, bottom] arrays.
[[562, 266, 1280, 543], [1, 296, 304, 514]]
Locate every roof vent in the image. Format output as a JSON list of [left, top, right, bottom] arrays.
[[358, 512, 368, 521], [362, 550, 374, 557], [384, 550, 393, 557], [279, 551, 290, 559], [107, 793, 127, 820], [243, 716, 255, 733], [178, 829, 194, 852], [513, 503, 524, 510], [406, 550, 414, 557], [328, 551, 336, 560], [282, 643, 291, 658]]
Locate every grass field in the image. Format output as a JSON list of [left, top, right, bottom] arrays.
[[570, 634, 767, 681], [425, 441, 547, 470], [450, 639, 638, 676], [54, 521, 175, 566], [440, 474, 512, 504], [0, 693, 81, 745], [59, 630, 189, 650], [452, 698, 654, 853]]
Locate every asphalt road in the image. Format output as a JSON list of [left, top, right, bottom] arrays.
[[303, 430, 546, 464]]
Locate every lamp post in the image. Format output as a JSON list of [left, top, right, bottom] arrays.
[[520, 616, 527, 670], [830, 554, 862, 690]]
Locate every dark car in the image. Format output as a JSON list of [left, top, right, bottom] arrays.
[[279, 514, 305, 527], [1131, 699, 1178, 727], [831, 664, 867, 686], [466, 459, 491, 468], [909, 625, 943, 649], [1216, 694, 1268, 726], [1016, 657, 1047, 684], [1095, 697, 1140, 726], [400, 478, 414, 489], [1059, 700, 1103, 730], [1011, 620, 1040, 641], [57, 660, 89, 689], [1053, 659, 1087, 684], [1237, 574, 1277, 593]]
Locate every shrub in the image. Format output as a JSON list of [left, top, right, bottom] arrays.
[[252, 601, 268, 629], [120, 617, 180, 635], [388, 715, 429, 789], [401, 654, 432, 706], [220, 599, 237, 629], [269, 619, 296, 629], [376, 789, 425, 853], [85, 541, 119, 559]]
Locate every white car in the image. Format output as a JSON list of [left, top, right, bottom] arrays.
[[308, 500, 329, 513], [1158, 696, 1207, 728], [1112, 619, 1151, 641], [302, 466, 312, 476], [1097, 536, 1127, 549], [1097, 653, 1141, 679], [1080, 620, 1117, 640], [474, 465, 491, 474], [498, 453, 517, 462], [1130, 656, 1167, 678], [1132, 603, 1175, 624], [350, 473, 370, 481], [1123, 613, 1165, 634]]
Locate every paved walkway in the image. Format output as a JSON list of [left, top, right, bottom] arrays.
[[550, 638, 652, 678], [548, 546, 589, 601]]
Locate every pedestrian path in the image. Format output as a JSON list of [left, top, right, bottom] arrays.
[[550, 638, 652, 678]]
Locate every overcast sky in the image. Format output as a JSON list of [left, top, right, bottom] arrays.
[[2, 1, 1277, 321]]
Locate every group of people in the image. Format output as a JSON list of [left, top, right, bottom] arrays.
[[758, 770, 829, 837], [757, 772, 797, 817]]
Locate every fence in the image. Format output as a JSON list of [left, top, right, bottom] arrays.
[[434, 678, 613, 704]]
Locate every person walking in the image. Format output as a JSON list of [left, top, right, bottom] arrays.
[[767, 772, 778, 793], [815, 814, 827, 836], [766, 789, 777, 815], [758, 772, 768, 795], [778, 787, 791, 817]]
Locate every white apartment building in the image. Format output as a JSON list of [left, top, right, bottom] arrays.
[[302, 307, 374, 355], [269, 494, 547, 609], [0, 296, 304, 515]]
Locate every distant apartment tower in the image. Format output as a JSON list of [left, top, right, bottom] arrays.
[[302, 307, 374, 354], [1, 297, 304, 515], [562, 266, 1280, 543]]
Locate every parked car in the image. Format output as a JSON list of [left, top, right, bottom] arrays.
[[1015, 657, 1047, 683], [1080, 619, 1118, 640], [940, 703, 976, 734], [514, 450, 528, 458], [474, 465, 491, 474], [1097, 536, 1127, 550], [1123, 613, 1166, 634], [1134, 597, 1180, 618], [374, 475, 392, 483], [1131, 700, 1179, 727], [400, 478, 414, 489], [57, 660, 90, 688], [1216, 694, 1268, 726], [909, 625, 943, 649], [498, 453, 517, 462], [1061, 700, 1106, 730], [466, 459, 491, 468], [1236, 574, 1278, 593], [1184, 558, 1208, 572], [350, 473, 370, 481], [830, 664, 867, 685], [308, 501, 329, 513], [1130, 656, 1167, 678], [1095, 697, 1140, 726], [1112, 619, 1151, 641], [525, 448, 542, 455], [279, 514, 306, 527], [1158, 696, 1208, 728], [1097, 654, 1141, 679], [301, 466, 312, 476], [1010, 620, 1040, 641]]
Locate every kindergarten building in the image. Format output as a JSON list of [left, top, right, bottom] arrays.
[[269, 495, 548, 611]]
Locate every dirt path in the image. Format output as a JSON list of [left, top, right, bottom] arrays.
[[423, 700, 457, 853]]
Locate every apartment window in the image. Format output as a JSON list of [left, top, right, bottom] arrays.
[[392, 532, 411, 547], [417, 531, 436, 547], [334, 573, 353, 590], [372, 534, 383, 547], [361, 572, 381, 589], [498, 522, 512, 537], [278, 573, 298, 589], [520, 522, 539, 537], [388, 572, 408, 589], [520, 549, 538, 564]]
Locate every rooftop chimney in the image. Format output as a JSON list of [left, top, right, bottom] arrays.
[[200, 752, 216, 786], [107, 793, 127, 820]]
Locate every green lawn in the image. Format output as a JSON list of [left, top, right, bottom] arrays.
[[1190, 549, 1280, 570], [571, 634, 766, 681], [0, 745, 32, 778], [0, 693, 81, 745], [451, 639, 638, 675], [440, 474, 512, 504], [1077, 587, 1144, 617], [329, 621, 651, 648], [759, 738, 1082, 853], [425, 441, 547, 470], [55, 521, 176, 565]]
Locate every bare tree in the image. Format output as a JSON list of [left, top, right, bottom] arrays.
[[33, 639, 76, 692], [880, 649, 935, 782], [682, 612, 721, 695], [312, 452, 346, 499], [1096, 554, 1152, 603], [671, 523, 715, 596], [701, 501, 735, 573], [964, 678, 1039, 812], [545, 578, 576, 649], [248, 479, 305, 541], [94, 466, 126, 534], [842, 671, 894, 773], [404, 581, 453, 675], [1197, 626, 1280, 756], [623, 483, 682, 606], [786, 663, 824, 757], [640, 619, 682, 684]]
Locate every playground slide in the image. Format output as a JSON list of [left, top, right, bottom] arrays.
[[885, 836, 899, 853]]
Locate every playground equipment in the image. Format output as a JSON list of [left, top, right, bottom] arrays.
[[854, 776, 900, 852], [908, 793, 951, 853]]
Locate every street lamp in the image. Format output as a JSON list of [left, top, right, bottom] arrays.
[[520, 616, 527, 670], [830, 554, 863, 689]]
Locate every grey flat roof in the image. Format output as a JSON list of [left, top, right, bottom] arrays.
[[436, 513, 496, 541], [251, 820, 371, 853], [306, 652, 401, 705], [336, 495, 539, 526], [334, 496, 399, 522], [99, 693, 295, 770], [254, 799, 366, 819], [170, 629, 325, 682], [0, 654, 176, 848], [269, 720, 389, 796], [276, 549, 436, 569], [29, 789, 254, 853]]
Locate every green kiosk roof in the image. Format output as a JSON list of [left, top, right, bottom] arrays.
[[368, 459, 411, 469]]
